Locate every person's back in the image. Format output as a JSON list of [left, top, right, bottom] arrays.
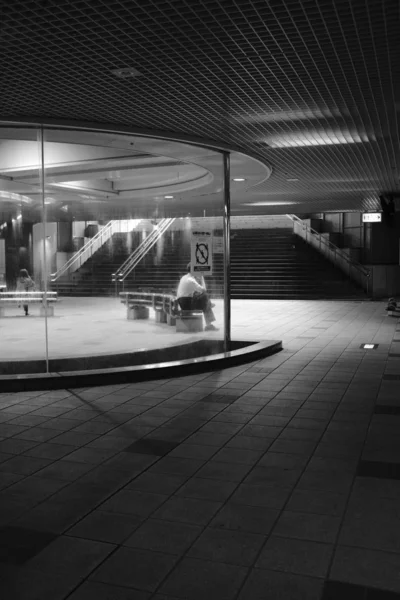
[[16, 269, 35, 315], [177, 272, 204, 298]]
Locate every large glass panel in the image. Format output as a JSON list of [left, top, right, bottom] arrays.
[[0, 125, 47, 374], [43, 127, 225, 371]]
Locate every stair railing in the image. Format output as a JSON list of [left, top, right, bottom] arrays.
[[112, 218, 175, 291], [51, 221, 122, 282], [286, 214, 372, 296]]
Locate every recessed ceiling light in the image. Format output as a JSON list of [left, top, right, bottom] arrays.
[[164, 195, 174, 199], [111, 67, 142, 79], [233, 178, 246, 182], [360, 343, 378, 349], [287, 178, 299, 182]]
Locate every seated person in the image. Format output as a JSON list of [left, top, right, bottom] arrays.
[[177, 263, 218, 331]]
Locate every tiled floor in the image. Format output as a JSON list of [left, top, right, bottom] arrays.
[[0, 299, 400, 599]]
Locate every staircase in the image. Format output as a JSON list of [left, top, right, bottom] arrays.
[[52, 227, 367, 300], [230, 228, 367, 299], [51, 231, 224, 297]]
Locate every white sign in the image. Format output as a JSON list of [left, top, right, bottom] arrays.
[[362, 213, 382, 223], [191, 229, 213, 275]]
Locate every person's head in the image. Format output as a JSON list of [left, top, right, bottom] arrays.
[[19, 269, 29, 278]]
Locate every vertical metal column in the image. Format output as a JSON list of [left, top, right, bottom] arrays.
[[223, 152, 231, 352], [38, 126, 49, 373]]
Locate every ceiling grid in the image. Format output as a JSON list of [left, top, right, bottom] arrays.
[[0, 0, 399, 214]]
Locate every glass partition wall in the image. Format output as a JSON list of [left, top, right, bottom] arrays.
[[0, 124, 229, 375]]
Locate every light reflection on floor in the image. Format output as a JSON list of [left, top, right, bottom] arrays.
[[0, 296, 388, 362]]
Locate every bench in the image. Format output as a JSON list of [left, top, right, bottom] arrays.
[[119, 291, 204, 332], [0, 291, 59, 317]]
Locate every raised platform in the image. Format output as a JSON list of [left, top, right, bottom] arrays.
[[0, 339, 282, 392]]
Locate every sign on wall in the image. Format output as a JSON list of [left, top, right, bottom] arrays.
[[191, 229, 213, 275], [362, 213, 382, 223]]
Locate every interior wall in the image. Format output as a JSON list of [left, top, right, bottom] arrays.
[[32, 222, 57, 286], [368, 215, 400, 264], [343, 213, 363, 250]]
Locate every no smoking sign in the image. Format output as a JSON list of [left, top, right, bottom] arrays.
[[191, 230, 213, 275]]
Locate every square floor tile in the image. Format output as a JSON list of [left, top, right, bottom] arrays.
[[230, 483, 291, 509], [90, 547, 177, 592], [237, 567, 324, 599], [153, 496, 222, 525], [330, 545, 400, 593], [127, 472, 188, 494], [0, 526, 57, 564], [160, 557, 248, 600], [256, 535, 333, 578], [149, 457, 205, 477], [273, 511, 341, 543], [27, 534, 115, 577], [68, 510, 142, 544], [210, 502, 279, 534], [176, 477, 237, 502], [124, 438, 179, 456], [286, 489, 347, 517], [100, 490, 168, 517], [195, 461, 253, 483], [67, 580, 150, 599], [188, 527, 266, 566], [124, 518, 201, 554]]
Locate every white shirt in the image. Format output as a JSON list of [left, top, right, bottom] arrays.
[[177, 273, 206, 298]]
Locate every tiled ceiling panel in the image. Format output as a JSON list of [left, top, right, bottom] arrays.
[[0, 0, 399, 214]]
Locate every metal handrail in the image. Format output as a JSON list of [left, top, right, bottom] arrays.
[[112, 218, 175, 283], [51, 220, 118, 281], [286, 214, 372, 294]]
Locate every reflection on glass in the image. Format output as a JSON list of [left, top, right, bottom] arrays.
[[41, 128, 226, 372], [0, 126, 47, 373]]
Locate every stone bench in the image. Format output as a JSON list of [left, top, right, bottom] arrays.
[[120, 291, 204, 331], [0, 291, 59, 317]]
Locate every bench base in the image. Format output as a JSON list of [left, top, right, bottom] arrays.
[[127, 306, 150, 320], [176, 312, 203, 333], [155, 309, 168, 324], [167, 314, 176, 326], [40, 305, 54, 317]]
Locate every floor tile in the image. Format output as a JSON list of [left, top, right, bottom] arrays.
[[230, 483, 292, 509], [159, 557, 248, 600], [195, 460, 253, 482], [153, 496, 222, 525], [256, 535, 333, 578], [273, 510, 341, 543], [124, 438, 179, 456], [68, 510, 142, 544], [124, 518, 201, 554], [330, 545, 400, 593], [188, 527, 266, 566], [27, 534, 115, 577], [67, 580, 150, 599], [237, 568, 324, 599], [0, 526, 57, 564], [90, 547, 178, 592], [286, 488, 347, 517], [127, 472, 187, 494], [100, 489, 168, 517], [176, 476, 237, 502], [210, 502, 279, 534]]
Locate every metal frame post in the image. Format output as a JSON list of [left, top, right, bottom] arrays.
[[38, 126, 50, 373], [223, 152, 231, 352]]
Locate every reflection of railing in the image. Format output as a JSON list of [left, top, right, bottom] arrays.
[[112, 218, 175, 287], [287, 214, 372, 296], [50, 220, 141, 282]]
